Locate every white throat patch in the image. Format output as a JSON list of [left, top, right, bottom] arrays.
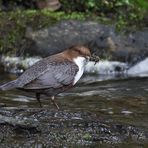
[[73, 57, 87, 85]]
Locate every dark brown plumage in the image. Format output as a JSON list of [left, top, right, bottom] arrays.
[[0, 46, 99, 109]]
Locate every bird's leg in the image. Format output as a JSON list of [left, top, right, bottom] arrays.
[[51, 96, 59, 110], [36, 93, 42, 107]]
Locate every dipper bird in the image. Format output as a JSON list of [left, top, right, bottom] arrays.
[[0, 46, 99, 109]]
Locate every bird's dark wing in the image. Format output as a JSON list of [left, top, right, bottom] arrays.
[[16, 56, 52, 87], [18, 60, 78, 90]]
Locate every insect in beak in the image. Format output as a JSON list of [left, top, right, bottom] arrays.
[[90, 54, 100, 65]]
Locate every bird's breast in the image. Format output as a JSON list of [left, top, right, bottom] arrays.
[[73, 57, 86, 85]]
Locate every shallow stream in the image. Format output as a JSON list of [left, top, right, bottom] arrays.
[[0, 72, 148, 147]]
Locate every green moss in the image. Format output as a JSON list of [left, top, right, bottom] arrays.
[[60, 0, 148, 30], [83, 133, 92, 140], [0, 10, 89, 55], [0, 6, 147, 55], [0, 9, 112, 55]]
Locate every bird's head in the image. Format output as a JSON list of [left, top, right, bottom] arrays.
[[63, 46, 99, 64]]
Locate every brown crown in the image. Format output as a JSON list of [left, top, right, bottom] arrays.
[[60, 46, 91, 61]]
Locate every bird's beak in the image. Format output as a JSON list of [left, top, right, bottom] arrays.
[[89, 54, 100, 65]]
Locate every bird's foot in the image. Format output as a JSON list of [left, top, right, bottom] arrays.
[[51, 96, 60, 110], [36, 93, 42, 108]]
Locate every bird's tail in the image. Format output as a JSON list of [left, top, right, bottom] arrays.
[[0, 80, 18, 91]]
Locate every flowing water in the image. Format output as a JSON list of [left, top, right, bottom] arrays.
[[0, 72, 148, 147], [0, 73, 148, 125]]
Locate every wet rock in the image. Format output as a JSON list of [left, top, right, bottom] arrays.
[[0, 108, 147, 147], [25, 20, 103, 57], [0, 114, 39, 129], [25, 20, 148, 64], [0, 103, 6, 107], [36, 0, 61, 11]]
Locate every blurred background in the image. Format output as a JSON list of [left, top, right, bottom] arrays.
[[0, 0, 148, 147], [0, 0, 148, 60]]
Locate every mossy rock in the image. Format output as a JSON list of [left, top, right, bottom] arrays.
[[0, 9, 96, 56]]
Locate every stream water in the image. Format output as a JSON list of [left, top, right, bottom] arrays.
[[0, 71, 148, 147]]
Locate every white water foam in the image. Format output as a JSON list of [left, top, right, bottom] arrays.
[[127, 58, 148, 77], [2, 56, 148, 78], [85, 61, 128, 75], [85, 58, 148, 77]]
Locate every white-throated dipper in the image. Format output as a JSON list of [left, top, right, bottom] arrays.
[[0, 46, 99, 109]]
